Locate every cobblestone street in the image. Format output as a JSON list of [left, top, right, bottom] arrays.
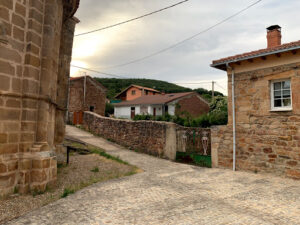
[[7, 126, 300, 225]]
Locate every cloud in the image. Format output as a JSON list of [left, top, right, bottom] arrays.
[[72, 0, 300, 95]]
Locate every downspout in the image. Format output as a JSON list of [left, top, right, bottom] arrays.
[[83, 75, 87, 110], [226, 63, 236, 171]]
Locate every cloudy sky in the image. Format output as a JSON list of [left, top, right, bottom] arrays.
[[70, 0, 300, 94]]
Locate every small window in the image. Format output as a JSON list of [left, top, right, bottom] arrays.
[[271, 80, 292, 111], [131, 90, 136, 95], [145, 90, 149, 95], [89, 106, 95, 112]]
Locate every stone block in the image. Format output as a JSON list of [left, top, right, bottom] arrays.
[[0, 75, 10, 91], [6, 99, 21, 108], [0, 163, 7, 173], [0, 60, 15, 76], [7, 161, 18, 171], [29, 0, 44, 13], [31, 170, 47, 183], [0, 0, 13, 10], [25, 54, 40, 67], [15, 2, 26, 17], [18, 159, 32, 170], [8, 133, 19, 143], [26, 43, 40, 55], [0, 7, 10, 21], [13, 26, 25, 41], [29, 8, 43, 24], [12, 13, 26, 28], [0, 133, 7, 143], [0, 108, 20, 121], [12, 78, 22, 92], [0, 46, 22, 63]]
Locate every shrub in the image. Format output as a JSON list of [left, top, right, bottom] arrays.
[[105, 103, 114, 117]]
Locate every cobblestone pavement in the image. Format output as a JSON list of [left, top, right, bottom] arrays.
[[7, 126, 300, 225]]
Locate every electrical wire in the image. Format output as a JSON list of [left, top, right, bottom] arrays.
[[75, 0, 189, 37], [71, 65, 131, 78], [97, 0, 262, 69]]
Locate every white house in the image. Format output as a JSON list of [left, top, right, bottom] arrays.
[[114, 92, 210, 119]]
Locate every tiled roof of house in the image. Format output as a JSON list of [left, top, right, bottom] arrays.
[[70, 76, 107, 91], [114, 84, 160, 98], [211, 40, 300, 70], [114, 92, 202, 106]]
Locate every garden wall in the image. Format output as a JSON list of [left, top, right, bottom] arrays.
[[82, 112, 211, 160]]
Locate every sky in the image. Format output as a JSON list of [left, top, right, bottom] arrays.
[[70, 0, 300, 95]]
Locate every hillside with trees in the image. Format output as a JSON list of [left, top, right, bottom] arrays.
[[94, 78, 224, 102]]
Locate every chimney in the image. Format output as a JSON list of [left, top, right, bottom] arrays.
[[267, 25, 282, 48]]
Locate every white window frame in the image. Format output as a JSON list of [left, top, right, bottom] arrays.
[[270, 79, 292, 111]]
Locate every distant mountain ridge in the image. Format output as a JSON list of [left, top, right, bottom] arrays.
[[94, 78, 223, 102]]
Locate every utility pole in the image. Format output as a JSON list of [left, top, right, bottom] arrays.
[[212, 81, 215, 101]]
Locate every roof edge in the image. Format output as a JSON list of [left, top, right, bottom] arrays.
[[211, 45, 300, 71]]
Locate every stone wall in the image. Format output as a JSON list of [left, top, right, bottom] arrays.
[[0, 0, 79, 197], [69, 76, 106, 117], [212, 62, 300, 179], [82, 112, 211, 160]]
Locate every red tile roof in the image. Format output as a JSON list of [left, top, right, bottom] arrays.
[[114, 84, 160, 98], [211, 40, 300, 70], [114, 92, 201, 106]]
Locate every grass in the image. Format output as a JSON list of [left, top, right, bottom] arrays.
[[61, 188, 75, 198], [90, 167, 99, 173]]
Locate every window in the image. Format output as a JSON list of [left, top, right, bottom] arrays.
[[89, 106, 95, 112], [271, 80, 292, 111], [145, 90, 149, 95], [131, 90, 136, 95]]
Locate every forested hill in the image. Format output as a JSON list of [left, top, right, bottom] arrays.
[[94, 78, 192, 99], [94, 78, 224, 101]]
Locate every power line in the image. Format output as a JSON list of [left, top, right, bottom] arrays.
[[97, 0, 262, 69], [215, 82, 227, 91], [174, 82, 212, 85], [75, 0, 189, 37], [71, 65, 131, 78]]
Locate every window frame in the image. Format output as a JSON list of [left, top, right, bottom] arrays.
[[131, 90, 136, 95], [270, 79, 292, 111]]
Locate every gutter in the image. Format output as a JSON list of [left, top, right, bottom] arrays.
[[226, 63, 236, 171], [211, 45, 300, 69]]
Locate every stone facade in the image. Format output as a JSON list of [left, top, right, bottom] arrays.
[[68, 76, 107, 118], [0, 0, 79, 196], [212, 59, 300, 179], [83, 112, 211, 160]]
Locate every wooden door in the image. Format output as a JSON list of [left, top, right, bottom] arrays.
[[153, 107, 156, 117], [131, 107, 135, 119]]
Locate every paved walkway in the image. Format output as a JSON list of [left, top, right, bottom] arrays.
[[8, 126, 300, 225]]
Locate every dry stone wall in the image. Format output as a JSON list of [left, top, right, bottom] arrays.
[[83, 112, 211, 160]]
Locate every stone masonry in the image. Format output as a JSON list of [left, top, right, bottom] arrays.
[[83, 111, 211, 161], [68, 76, 107, 117], [212, 61, 300, 179], [0, 0, 80, 197]]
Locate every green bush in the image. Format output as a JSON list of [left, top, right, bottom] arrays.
[[105, 103, 114, 117]]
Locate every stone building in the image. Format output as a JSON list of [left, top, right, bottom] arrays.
[[0, 0, 80, 196], [211, 25, 300, 179], [68, 76, 107, 124]]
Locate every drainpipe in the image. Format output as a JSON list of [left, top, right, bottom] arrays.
[[83, 74, 87, 110], [226, 63, 236, 171]]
